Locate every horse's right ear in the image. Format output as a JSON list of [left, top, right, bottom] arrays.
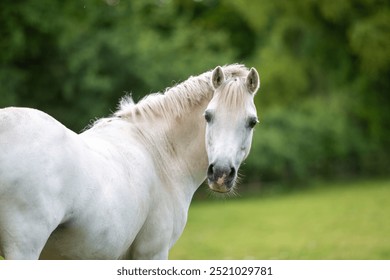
[[211, 66, 225, 90], [246, 67, 260, 94]]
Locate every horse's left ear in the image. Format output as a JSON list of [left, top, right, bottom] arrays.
[[211, 66, 225, 90], [246, 67, 260, 94]]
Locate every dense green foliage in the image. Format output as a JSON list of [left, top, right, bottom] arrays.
[[1, 0, 389, 184], [238, 0, 390, 182], [171, 179, 390, 259]]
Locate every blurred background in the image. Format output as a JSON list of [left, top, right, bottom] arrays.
[[0, 0, 389, 259]]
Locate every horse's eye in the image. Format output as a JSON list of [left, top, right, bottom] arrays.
[[247, 117, 259, 128], [204, 111, 213, 123]]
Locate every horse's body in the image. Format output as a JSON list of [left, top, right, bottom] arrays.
[[0, 64, 260, 259]]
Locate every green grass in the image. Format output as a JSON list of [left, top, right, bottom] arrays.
[[170, 179, 390, 259], [1, 179, 388, 260]]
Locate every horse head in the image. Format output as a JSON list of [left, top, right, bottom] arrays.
[[205, 66, 260, 193]]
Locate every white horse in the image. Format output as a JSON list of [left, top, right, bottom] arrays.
[[0, 64, 260, 259]]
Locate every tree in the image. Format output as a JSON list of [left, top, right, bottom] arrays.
[[0, 0, 236, 131]]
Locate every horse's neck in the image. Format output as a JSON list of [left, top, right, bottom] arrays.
[[125, 98, 209, 202], [164, 99, 209, 185], [84, 84, 211, 202]]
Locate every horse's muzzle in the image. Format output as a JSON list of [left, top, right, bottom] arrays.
[[207, 164, 236, 193]]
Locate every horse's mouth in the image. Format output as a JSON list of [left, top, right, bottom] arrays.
[[207, 179, 235, 193]]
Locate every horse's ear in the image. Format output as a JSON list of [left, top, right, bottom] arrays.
[[211, 66, 225, 89], [246, 67, 260, 94]]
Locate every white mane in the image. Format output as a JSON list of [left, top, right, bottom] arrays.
[[114, 64, 249, 121]]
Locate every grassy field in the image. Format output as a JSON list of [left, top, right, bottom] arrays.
[[170, 179, 390, 260], [1, 179, 388, 260]]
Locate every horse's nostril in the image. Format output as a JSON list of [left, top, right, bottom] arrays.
[[207, 164, 214, 178], [228, 167, 236, 179], [208, 164, 236, 182]]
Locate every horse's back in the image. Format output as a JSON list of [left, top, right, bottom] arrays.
[[0, 107, 62, 134], [0, 107, 80, 258], [0, 107, 75, 193], [0, 107, 70, 148], [0, 107, 153, 259]]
